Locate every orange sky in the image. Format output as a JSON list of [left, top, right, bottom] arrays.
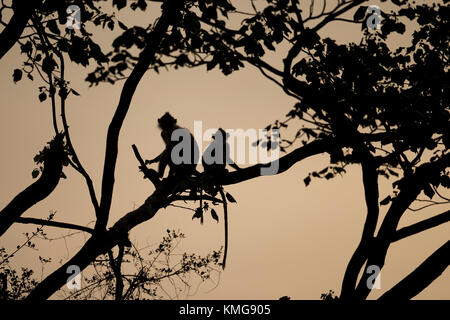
[[0, 0, 448, 299]]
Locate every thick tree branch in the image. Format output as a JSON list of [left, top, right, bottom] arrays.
[[25, 178, 174, 300], [108, 245, 124, 300], [0, 136, 64, 237], [341, 156, 379, 299], [354, 153, 450, 299], [379, 241, 450, 300], [0, 0, 42, 60], [96, 2, 178, 231], [220, 139, 331, 185], [391, 210, 450, 242]]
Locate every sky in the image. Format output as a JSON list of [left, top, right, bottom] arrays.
[[0, 0, 448, 299]]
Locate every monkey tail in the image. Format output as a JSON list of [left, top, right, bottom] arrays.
[[218, 188, 228, 270]]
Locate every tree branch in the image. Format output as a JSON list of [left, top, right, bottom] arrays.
[[0, 136, 64, 237], [0, 0, 42, 60], [15, 217, 94, 234], [96, 2, 178, 231], [220, 139, 331, 185], [108, 245, 124, 300], [31, 15, 100, 216], [354, 153, 450, 299], [341, 156, 379, 299], [379, 241, 450, 300], [391, 210, 450, 242], [131, 144, 161, 187]]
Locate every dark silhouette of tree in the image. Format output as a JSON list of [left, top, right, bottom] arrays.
[[0, 0, 448, 300]]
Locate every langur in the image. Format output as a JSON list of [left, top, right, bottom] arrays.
[[145, 112, 199, 179], [201, 128, 241, 269], [202, 128, 241, 175]]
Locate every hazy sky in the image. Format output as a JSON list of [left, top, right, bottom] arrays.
[[0, 0, 448, 299]]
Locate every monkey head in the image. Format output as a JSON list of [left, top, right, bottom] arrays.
[[158, 112, 177, 130]]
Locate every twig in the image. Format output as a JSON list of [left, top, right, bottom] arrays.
[[132, 144, 161, 187], [15, 217, 94, 234]]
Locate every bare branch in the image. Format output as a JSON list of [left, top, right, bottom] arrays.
[[132, 144, 161, 187], [15, 217, 94, 234]]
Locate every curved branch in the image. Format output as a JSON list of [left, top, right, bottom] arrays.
[[220, 139, 330, 185], [96, 2, 178, 231], [108, 245, 124, 300], [341, 156, 379, 299], [355, 153, 450, 299], [0, 137, 64, 237], [391, 210, 450, 242], [379, 241, 450, 300], [31, 15, 100, 216], [131, 144, 160, 187]]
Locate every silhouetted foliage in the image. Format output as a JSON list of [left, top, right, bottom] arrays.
[[0, 0, 448, 300]]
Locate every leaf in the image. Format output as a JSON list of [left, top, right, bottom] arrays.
[[423, 184, 435, 199], [118, 21, 128, 30], [32, 169, 40, 179], [324, 172, 334, 180], [71, 89, 80, 96], [38, 92, 47, 102], [353, 6, 368, 22], [13, 69, 22, 82], [113, 0, 127, 10], [380, 195, 391, 206], [192, 207, 203, 223], [211, 209, 219, 222], [137, 0, 147, 11], [20, 41, 32, 54], [264, 39, 275, 51], [304, 176, 311, 187], [42, 55, 57, 74], [225, 192, 237, 203], [107, 20, 115, 31]]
